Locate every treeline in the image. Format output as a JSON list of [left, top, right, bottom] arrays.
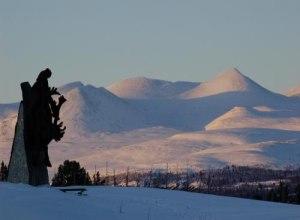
[[1, 159, 299, 205], [52, 160, 92, 186], [51, 160, 300, 205], [0, 161, 8, 181]]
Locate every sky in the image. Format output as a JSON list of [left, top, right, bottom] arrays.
[[0, 0, 300, 103]]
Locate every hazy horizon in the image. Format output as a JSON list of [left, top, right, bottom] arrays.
[[1, 0, 300, 103]]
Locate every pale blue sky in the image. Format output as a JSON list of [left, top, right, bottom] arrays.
[[0, 0, 300, 103]]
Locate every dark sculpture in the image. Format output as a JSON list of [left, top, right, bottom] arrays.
[[8, 68, 66, 185], [25, 68, 66, 168]]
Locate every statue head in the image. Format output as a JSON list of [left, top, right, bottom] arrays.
[[37, 68, 52, 82]]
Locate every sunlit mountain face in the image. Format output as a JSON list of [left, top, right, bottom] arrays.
[[1, 68, 300, 174]]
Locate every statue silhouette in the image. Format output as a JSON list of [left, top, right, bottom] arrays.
[[8, 68, 66, 185], [28, 68, 66, 167]]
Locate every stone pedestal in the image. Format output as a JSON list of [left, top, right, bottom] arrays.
[[7, 102, 30, 184], [8, 69, 65, 186], [8, 82, 49, 186]]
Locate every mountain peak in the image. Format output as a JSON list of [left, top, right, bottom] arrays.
[[60, 81, 84, 93], [180, 68, 267, 99], [213, 68, 250, 89], [217, 68, 244, 78], [107, 77, 199, 99]]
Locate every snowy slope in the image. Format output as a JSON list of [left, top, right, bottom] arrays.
[[59, 83, 148, 135], [107, 77, 199, 99], [124, 68, 290, 130], [0, 103, 18, 119], [0, 103, 18, 161], [127, 90, 291, 131], [1, 183, 300, 220], [59, 81, 84, 94], [74, 127, 300, 172], [0, 112, 17, 143], [286, 85, 300, 97], [205, 106, 300, 131], [1, 69, 300, 173], [180, 68, 281, 99]]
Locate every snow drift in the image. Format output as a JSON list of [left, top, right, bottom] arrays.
[[1, 183, 300, 220]]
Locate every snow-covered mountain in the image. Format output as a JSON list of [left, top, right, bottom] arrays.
[[286, 85, 300, 97], [107, 77, 199, 99], [0, 103, 18, 119], [205, 106, 300, 131], [59, 83, 147, 135], [1, 68, 300, 173], [0, 105, 18, 168], [123, 69, 290, 131], [180, 68, 281, 99]]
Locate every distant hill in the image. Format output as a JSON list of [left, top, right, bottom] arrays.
[[60, 83, 147, 135], [286, 85, 300, 97], [107, 77, 199, 99], [1, 68, 300, 173], [180, 68, 278, 99]]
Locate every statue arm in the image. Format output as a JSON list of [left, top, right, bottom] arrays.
[[50, 87, 60, 96], [49, 94, 67, 142]]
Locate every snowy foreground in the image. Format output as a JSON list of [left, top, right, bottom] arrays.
[[1, 183, 299, 220]]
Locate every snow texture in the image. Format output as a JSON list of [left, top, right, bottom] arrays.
[[286, 85, 300, 97], [1, 182, 300, 220]]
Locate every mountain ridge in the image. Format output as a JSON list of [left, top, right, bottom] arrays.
[[1, 68, 300, 172], [107, 77, 200, 99], [286, 85, 300, 97], [180, 68, 282, 99]]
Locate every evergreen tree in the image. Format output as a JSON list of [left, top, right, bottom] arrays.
[[85, 172, 92, 185], [295, 184, 300, 204], [52, 160, 91, 186], [165, 163, 169, 189], [0, 161, 8, 181], [267, 189, 276, 201], [125, 167, 129, 187], [149, 169, 153, 187], [152, 171, 162, 188], [92, 171, 101, 185], [113, 169, 117, 186], [278, 181, 289, 203]]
